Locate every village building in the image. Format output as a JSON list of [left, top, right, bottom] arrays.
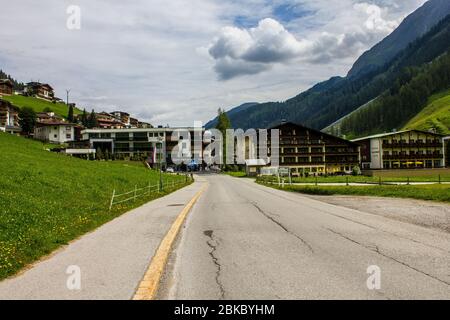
[[110, 111, 131, 127], [352, 130, 446, 169], [137, 121, 153, 129], [0, 99, 21, 134], [0, 79, 13, 96], [95, 112, 125, 129], [36, 111, 64, 123], [24, 82, 55, 101], [34, 122, 77, 144]]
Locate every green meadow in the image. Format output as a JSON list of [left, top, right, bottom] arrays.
[[2, 95, 83, 118]]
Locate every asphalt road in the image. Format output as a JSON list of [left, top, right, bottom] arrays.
[[159, 174, 450, 300], [1, 174, 448, 300]]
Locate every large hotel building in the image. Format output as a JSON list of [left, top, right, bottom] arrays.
[[352, 130, 446, 169], [267, 122, 360, 176], [81, 127, 206, 167]]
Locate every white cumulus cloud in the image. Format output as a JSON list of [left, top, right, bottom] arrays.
[[207, 3, 402, 80]]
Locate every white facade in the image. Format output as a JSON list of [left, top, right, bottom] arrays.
[[34, 124, 75, 143]]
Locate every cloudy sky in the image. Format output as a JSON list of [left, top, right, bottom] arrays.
[[0, 0, 427, 126]]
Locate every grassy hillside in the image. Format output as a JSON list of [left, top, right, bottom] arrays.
[[403, 88, 450, 134], [2, 95, 82, 118], [0, 133, 191, 279]]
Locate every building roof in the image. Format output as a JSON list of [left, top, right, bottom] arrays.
[[36, 121, 77, 126], [26, 82, 54, 90], [351, 129, 445, 142], [269, 121, 360, 146], [0, 79, 13, 86]]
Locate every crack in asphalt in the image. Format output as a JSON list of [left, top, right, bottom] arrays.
[[203, 230, 226, 299], [251, 182, 448, 254], [326, 228, 450, 286], [251, 202, 314, 254]]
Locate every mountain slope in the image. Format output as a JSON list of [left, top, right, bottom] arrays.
[[338, 50, 450, 138], [211, 1, 450, 131], [205, 102, 258, 128], [348, 0, 450, 78], [403, 88, 450, 134]]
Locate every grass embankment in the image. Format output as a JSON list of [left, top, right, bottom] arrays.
[[2, 95, 83, 119], [258, 182, 450, 203], [290, 174, 450, 184], [403, 88, 450, 134], [223, 171, 247, 178], [0, 133, 192, 280]]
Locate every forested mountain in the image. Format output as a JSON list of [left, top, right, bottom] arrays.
[[212, 1, 450, 132], [337, 51, 450, 138], [0, 70, 24, 90], [205, 102, 258, 128]]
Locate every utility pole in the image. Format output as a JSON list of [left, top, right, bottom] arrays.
[[66, 89, 71, 106]]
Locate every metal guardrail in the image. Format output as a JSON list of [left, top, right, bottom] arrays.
[[109, 176, 193, 210]]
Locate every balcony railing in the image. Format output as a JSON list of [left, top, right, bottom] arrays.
[[383, 154, 443, 160], [382, 142, 443, 148]]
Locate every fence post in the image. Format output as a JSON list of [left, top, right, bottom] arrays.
[[134, 185, 137, 202], [407, 177, 410, 185], [346, 176, 349, 186], [109, 189, 116, 211], [438, 174, 441, 184], [315, 176, 318, 186], [379, 177, 382, 186]]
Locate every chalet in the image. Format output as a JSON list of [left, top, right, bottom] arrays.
[[130, 117, 139, 128], [36, 112, 64, 123], [0, 99, 21, 134], [0, 79, 13, 96], [137, 121, 153, 129], [34, 121, 77, 143], [352, 130, 445, 169], [110, 111, 130, 126], [25, 82, 55, 101], [96, 112, 125, 129]]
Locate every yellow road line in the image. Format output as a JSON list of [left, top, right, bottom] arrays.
[[132, 183, 207, 300]]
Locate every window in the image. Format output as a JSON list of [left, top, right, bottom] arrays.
[[54, 134, 57, 138], [66, 134, 71, 139], [66, 126, 71, 131]]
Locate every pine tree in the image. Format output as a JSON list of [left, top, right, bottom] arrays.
[[81, 109, 88, 127], [18, 107, 37, 136], [67, 104, 74, 123], [88, 109, 98, 128], [215, 108, 231, 168]]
